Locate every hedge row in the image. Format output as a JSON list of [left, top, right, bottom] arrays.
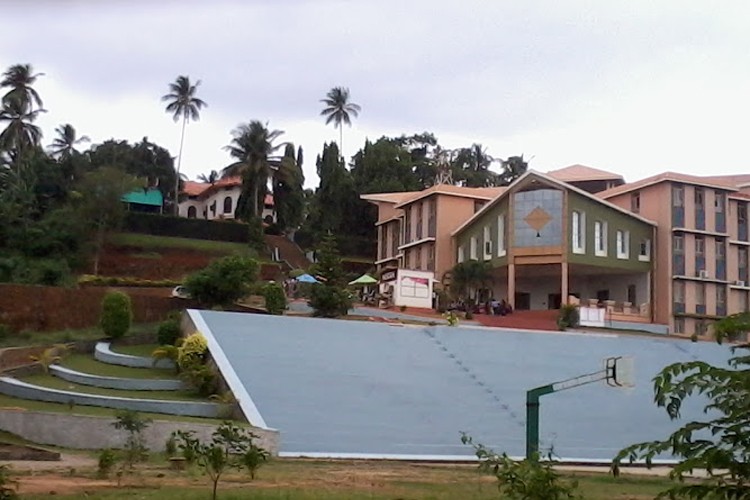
[[123, 212, 249, 243], [78, 275, 181, 288]]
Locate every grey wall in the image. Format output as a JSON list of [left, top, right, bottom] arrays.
[[49, 365, 184, 391], [0, 377, 221, 418], [0, 409, 278, 454], [94, 342, 174, 369]]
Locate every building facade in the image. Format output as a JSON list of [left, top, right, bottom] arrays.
[[452, 171, 655, 318], [179, 177, 276, 223], [599, 173, 750, 337], [362, 185, 505, 282]]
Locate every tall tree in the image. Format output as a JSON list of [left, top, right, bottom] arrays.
[[222, 120, 284, 219], [49, 124, 90, 159], [350, 137, 421, 194], [273, 143, 305, 234], [0, 96, 45, 157], [499, 155, 529, 186], [452, 144, 501, 187], [0, 64, 44, 111], [197, 170, 219, 184], [161, 75, 207, 215], [320, 87, 360, 160]]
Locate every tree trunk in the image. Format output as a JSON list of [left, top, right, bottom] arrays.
[[252, 183, 259, 219], [339, 124, 343, 163], [212, 477, 219, 500], [174, 114, 188, 216]]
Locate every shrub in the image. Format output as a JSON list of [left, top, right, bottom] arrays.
[[0, 324, 9, 342], [164, 434, 177, 458], [123, 212, 248, 242], [308, 285, 352, 318], [557, 304, 580, 330], [0, 464, 17, 499], [157, 318, 181, 345], [184, 256, 259, 307], [78, 275, 181, 288], [100, 291, 132, 339], [262, 283, 286, 315], [112, 410, 151, 469], [444, 311, 459, 327], [97, 448, 117, 478], [181, 364, 217, 397], [177, 332, 208, 370]]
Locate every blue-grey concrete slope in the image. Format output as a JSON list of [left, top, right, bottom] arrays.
[[196, 310, 733, 461], [49, 365, 184, 391], [0, 377, 221, 418], [94, 342, 174, 369]]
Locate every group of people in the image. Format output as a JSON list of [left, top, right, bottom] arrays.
[[486, 298, 513, 316]]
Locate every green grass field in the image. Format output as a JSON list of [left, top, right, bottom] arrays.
[[110, 232, 251, 254], [15, 458, 676, 499], [18, 373, 201, 402], [0, 323, 158, 349], [110, 343, 161, 358], [61, 354, 176, 380]]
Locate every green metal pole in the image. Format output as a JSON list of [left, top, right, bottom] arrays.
[[526, 384, 555, 460]]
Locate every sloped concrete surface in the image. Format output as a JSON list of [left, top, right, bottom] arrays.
[[49, 365, 184, 391]]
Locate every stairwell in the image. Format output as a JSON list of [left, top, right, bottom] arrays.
[[264, 235, 311, 271]]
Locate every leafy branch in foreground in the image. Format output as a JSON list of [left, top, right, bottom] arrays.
[[613, 328, 750, 499], [461, 433, 580, 500]]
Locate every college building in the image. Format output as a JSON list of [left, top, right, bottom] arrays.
[[363, 165, 750, 336]]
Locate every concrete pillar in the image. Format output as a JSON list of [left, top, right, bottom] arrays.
[[508, 263, 516, 308], [561, 262, 569, 305]]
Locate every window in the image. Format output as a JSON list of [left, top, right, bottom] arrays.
[[404, 210, 412, 244], [674, 281, 685, 303], [187, 206, 197, 219], [695, 188, 705, 208], [415, 203, 423, 239], [740, 203, 748, 223], [673, 318, 684, 334], [715, 239, 725, 259], [457, 246, 465, 263], [223, 196, 232, 214], [616, 230, 630, 259], [427, 199, 437, 237], [715, 192, 725, 213], [470, 236, 477, 260], [696, 282, 706, 307], [673, 234, 684, 253], [497, 214, 506, 257], [695, 236, 705, 256], [415, 246, 422, 269], [672, 185, 684, 207], [483, 226, 492, 260], [716, 285, 727, 315], [427, 244, 435, 271], [380, 226, 388, 259], [572, 211, 585, 254], [638, 239, 651, 261], [594, 221, 607, 256], [631, 192, 640, 213], [695, 320, 707, 337]]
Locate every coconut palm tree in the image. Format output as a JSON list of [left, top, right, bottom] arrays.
[[161, 75, 207, 214], [197, 170, 219, 184], [320, 87, 360, 161], [0, 64, 44, 111], [222, 121, 284, 218], [0, 96, 45, 155], [49, 123, 90, 159], [450, 260, 492, 307]]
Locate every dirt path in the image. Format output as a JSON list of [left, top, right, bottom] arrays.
[[0, 452, 96, 472]]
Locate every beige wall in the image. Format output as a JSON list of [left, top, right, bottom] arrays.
[[434, 196, 481, 280]]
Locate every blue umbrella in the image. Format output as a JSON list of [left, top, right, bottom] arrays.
[[295, 273, 319, 284]]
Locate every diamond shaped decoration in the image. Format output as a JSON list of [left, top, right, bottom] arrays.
[[524, 206, 552, 232]]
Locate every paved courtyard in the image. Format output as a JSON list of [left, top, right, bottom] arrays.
[[191, 310, 731, 461]]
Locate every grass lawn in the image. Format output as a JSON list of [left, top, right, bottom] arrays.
[[16, 459, 677, 499], [0, 394, 230, 424], [0, 323, 157, 349], [18, 373, 201, 402], [110, 343, 161, 358], [60, 354, 176, 380], [110, 232, 251, 255]]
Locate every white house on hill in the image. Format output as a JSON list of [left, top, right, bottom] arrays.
[[179, 176, 276, 223]]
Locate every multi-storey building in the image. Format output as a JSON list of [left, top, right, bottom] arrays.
[[452, 171, 655, 317], [599, 172, 750, 336], [361, 185, 505, 281]]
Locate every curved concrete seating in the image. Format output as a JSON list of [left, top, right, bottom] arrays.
[[94, 342, 175, 369], [50, 365, 184, 391], [0, 377, 222, 418]]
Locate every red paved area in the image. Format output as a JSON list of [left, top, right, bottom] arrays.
[[473, 309, 559, 331]]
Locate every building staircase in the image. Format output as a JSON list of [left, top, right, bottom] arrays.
[[264, 235, 311, 271]]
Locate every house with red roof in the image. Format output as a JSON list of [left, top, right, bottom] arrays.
[[178, 176, 276, 224]]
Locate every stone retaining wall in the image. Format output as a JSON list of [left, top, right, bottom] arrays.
[[49, 365, 184, 391], [0, 409, 279, 454], [0, 377, 222, 418], [94, 342, 174, 369]]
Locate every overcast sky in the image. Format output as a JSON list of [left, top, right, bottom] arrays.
[[1, 1, 749, 188]]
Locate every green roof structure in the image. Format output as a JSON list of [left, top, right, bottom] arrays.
[[122, 189, 163, 207]]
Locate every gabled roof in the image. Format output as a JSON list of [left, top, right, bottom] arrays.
[[546, 164, 624, 183], [393, 184, 506, 209], [701, 174, 750, 189], [182, 176, 243, 198], [451, 170, 655, 237], [597, 172, 737, 200]]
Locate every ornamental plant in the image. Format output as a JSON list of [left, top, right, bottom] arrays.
[[100, 291, 132, 339]]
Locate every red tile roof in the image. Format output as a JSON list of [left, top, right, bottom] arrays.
[[393, 184, 506, 208], [182, 176, 242, 199], [546, 164, 624, 182]]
